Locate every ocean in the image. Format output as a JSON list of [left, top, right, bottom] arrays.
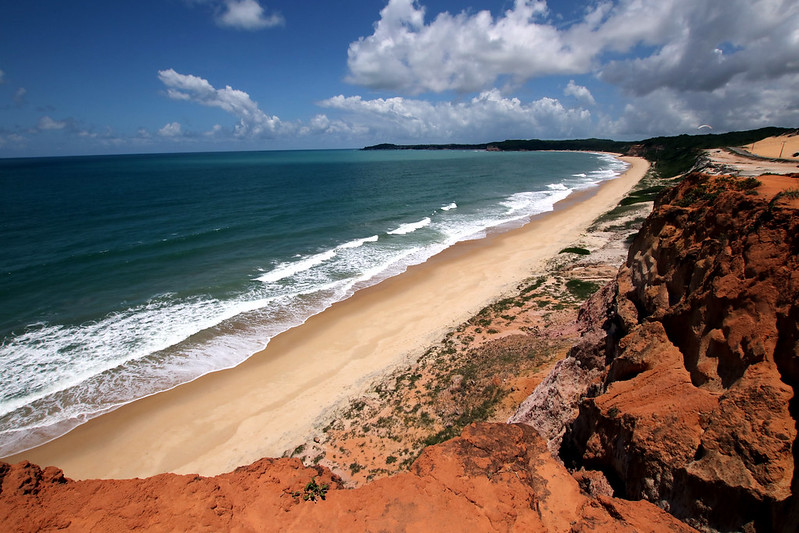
[[0, 149, 627, 456]]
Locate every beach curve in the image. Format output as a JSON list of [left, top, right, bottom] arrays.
[[3, 155, 650, 479]]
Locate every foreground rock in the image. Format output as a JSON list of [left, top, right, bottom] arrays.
[[512, 172, 799, 532], [0, 423, 690, 532]]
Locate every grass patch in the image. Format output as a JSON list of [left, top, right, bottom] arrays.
[[565, 279, 600, 300], [618, 185, 666, 205]]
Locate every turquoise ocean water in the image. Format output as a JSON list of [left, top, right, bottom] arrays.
[[0, 149, 627, 455]]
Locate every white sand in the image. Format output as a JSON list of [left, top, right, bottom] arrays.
[[5, 156, 650, 480]]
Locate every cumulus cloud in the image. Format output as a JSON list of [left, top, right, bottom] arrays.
[[347, 0, 799, 99], [319, 90, 592, 141], [216, 0, 284, 30], [607, 72, 799, 138], [564, 81, 595, 106], [158, 68, 282, 136], [347, 0, 588, 93], [337, 0, 799, 140], [597, 0, 799, 96], [37, 116, 67, 130], [158, 122, 183, 137]]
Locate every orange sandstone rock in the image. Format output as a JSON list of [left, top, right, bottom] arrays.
[[1, 423, 692, 532], [515, 173, 799, 532]]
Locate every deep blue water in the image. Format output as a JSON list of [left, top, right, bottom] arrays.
[[0, 148, 627, 455]]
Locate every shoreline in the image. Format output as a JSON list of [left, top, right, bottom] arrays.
[[4, 156, 650, 480]]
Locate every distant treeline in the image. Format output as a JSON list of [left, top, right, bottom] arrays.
[[363, 126, 797, 178]]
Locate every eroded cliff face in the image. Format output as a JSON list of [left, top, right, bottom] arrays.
[[0, 423, 691, 532], [514, 172, 798, 532]]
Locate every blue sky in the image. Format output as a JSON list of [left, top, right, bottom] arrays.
[[1, 0, 797, 157]]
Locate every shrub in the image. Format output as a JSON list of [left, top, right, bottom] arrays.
[[559, 246, 590, 255], [292, 477, 330, 502]]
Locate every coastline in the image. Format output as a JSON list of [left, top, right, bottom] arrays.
[[4, 156, 650, 480]]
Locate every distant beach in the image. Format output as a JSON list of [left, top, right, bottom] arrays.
[[4, 154, 649, 479]]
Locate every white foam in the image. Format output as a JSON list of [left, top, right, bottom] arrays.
[[387, 217, 431, 235], [441, 202, 457, 211], [256, 249, 337, 283], [337, 235, 379, 250], [0, 293, 277, 420]]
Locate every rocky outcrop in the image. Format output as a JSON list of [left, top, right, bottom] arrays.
[[513, 172, 799, 532], [0, 423, 692, 532]]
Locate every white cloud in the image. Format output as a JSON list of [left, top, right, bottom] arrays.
[[158, 122, 183, 137], [205, 124, 223, 136], [564, 81, 595, 106], [594, 70, 799, 140], [319, 90, 592, 141], [158, 68, 282, 137], [216, 0, 284, 30], [347, 0, 587, 94], [347, 0, 799, 99], [597, 0, 799, 96], [337, 0, 799, 141], [37, 116, 67, 130]]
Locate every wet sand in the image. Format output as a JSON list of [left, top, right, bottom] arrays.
[[4, 156, 650, 479]]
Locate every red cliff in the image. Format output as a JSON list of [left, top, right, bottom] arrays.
[[514, 172, 799, 531]]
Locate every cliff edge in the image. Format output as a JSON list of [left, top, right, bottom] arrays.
[[512, 171, 799, 531]]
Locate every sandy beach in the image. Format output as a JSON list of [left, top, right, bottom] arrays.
[[5, 155, 650, 480]]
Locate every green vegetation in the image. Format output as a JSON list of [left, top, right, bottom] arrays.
[[565, 279, 600, 300], [364, 127, 796, 179], [291, 444, 305, 457], [783, 188, 799, 199], [422, 385, 505, 447], [559, 246, 591, 255], [292, 477, 330, 502], [618, 185, 667, 205]]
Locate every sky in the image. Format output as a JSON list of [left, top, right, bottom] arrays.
[[1, 0, 797, 157]]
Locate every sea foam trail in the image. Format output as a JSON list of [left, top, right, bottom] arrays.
[[337, 235, 379, 250], [387, 217, 431, 235], [256, 250, 337, 283]]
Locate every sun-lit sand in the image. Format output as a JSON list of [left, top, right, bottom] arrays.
[[5, 156, 650, 480], [742, 133, 799, 160]]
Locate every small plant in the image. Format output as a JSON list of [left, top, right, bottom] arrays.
[[385, 455, 398, 464], [608, 406, 620, 418], [559, 246, 591, 255], [292, 477, 330, 502], [349, 462, 363, 474]]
